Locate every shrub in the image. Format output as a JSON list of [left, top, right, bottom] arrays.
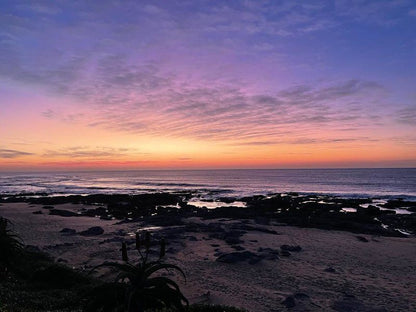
[[0, 217, 23, 271], [85, 231, 188, 312]]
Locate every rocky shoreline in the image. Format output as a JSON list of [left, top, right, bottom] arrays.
[[1, 192, 416, 311], [1, 192, 415, 237]]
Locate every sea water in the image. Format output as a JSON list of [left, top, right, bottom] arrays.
[[0, 168, 415, 200]]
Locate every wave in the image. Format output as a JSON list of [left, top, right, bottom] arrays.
[[0, 169, 415, 200]]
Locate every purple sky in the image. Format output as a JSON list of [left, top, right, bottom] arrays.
[[0, 0, 415, 169]]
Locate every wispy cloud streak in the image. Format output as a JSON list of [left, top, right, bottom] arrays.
[[0, 149, 34, 158]]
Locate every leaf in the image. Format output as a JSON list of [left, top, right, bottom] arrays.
[[146, 276, 182, 292], [144, 263, 186, 281]]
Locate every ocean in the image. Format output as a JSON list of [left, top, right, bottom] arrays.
[[0, 168, 415, 200]]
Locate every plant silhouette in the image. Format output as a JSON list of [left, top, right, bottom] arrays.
[[0, 217, 23, 274], [85, 231, 188, 312]]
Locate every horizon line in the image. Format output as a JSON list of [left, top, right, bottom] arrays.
[[1, 167, 415, 174]]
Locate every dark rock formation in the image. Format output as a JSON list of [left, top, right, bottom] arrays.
[[79, 226, 104, 236], [60, 228, 76, 235], [49, 209, 78, 217], [281, 244, 302, 252], [216, 251, 262, 264]]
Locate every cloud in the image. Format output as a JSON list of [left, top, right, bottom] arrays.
[[41, 109, 84, 123], [334, 0, 415, 25], [232, 136, 378, 147], [0, 0, 414, 151], [0, 149, 34, 158], [396, 107, 416, 125], [42, 146, 143, 159], [390, 135, 416, 145], [75, 75, 389, 144], [42, 109, 55, 119]]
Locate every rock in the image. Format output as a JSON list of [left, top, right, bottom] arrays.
[[167, 247, 179, 254], [79, 226, 104, 236], [42, 205, 54, 209], [280, 250, 291, 257], [332, 294, 386, 312], [188, 236, 198, 241], [113, 229, 127, 236], [45, 242, 74, 249], [100, 215, 113, 220], [83, 207, 107, 217], [235, 224, 278, 234], [294, 293, 309, 300], [257, 247, 279, 254], [282, 296, 296, 308], [49, 209, 78, 217], [232, 245, 245, 251], [225, 236, 243, 245], [99, 237, 124, 245], [32, 210, 43, 214], [383, 199, 416, 209], [60, 228, 76, 235], [325, 267, 336, 273], [257, 248, 279, 260], [218, 197, 238, 203], [254, 216, 270, 225], [281, 244, 302, 252], [282, 293, 313, 310], [216, 251, 262, 264], [356, 235, 369, 242]]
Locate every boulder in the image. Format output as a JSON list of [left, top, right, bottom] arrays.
[[281, 244, 302, 252], [60, 228, 76, 235], [216, 251, 262, 264], [282, 296, 296, 308], [282, 293, 312, 310], [232, 245, 245, 251], [325, 267, 336, 273], [355, 236, 369, 242], [79, 226, 104, 236], [49, 209, 78, 217]]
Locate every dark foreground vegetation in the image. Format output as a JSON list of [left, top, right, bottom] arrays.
[[0, 216, 246, 312]]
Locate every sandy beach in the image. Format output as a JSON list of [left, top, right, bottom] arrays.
[[1, 200, 415, 312]]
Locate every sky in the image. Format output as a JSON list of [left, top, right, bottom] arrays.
[[0, 0, 415, 171]]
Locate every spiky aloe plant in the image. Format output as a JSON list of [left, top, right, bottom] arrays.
[[0, 217, 23, 270], [85, 231, 188, 312]]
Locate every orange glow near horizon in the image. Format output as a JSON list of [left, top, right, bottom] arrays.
[[1, 126, 415, 171]]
